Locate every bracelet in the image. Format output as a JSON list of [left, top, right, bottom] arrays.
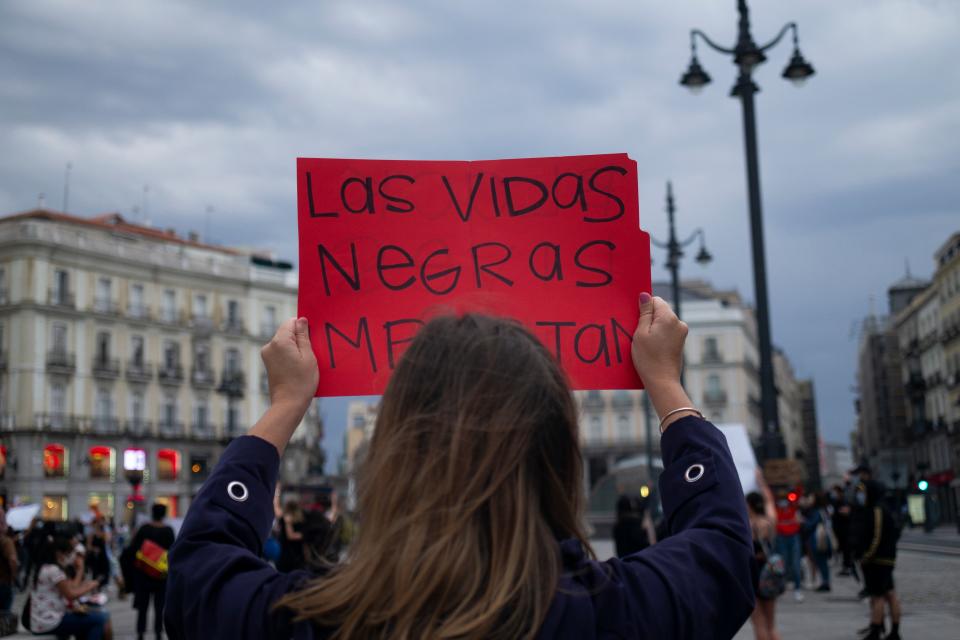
[[659, 407, 704, 433]]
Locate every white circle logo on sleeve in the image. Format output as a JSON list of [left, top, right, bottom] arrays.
[[227, 481, 249, 502], [684, 464, 705, 483]]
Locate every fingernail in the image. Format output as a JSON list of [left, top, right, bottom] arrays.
[[296, 318, 307, 330], [640, 292, 652, 304]]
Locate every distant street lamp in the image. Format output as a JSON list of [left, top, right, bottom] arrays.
[[644, 181, 711, 483], [678, 0, 814, 460], [650, 181, 712, 325]]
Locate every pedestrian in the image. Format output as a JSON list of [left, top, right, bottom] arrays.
[[747, 471, 782, 640], [829, 484, 855, 576], [853, 480, 902, 640], [612, 493, 656, 557], [130, 503, 175, 640], [0, 508, 17, 620], [803, 492, 833, 592], [87, 517, 112, 587], [774, 490, 804, 601], [277, 499, 305, 573], [166, 301, 756, 639], [26, 535, 111, 639]]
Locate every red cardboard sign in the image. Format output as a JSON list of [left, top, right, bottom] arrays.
[[297, 154, 651, 397]]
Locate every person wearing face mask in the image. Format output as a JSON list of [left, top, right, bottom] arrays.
[[852, 480, 902, 640], [27, 535, 112, 639]]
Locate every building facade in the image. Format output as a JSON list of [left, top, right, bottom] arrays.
[[0, 209, 324, 522]]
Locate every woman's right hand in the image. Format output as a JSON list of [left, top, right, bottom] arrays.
[[631, 293, 687, 389]]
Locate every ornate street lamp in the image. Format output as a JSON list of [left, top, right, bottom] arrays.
[[678, 0, 814, 460]]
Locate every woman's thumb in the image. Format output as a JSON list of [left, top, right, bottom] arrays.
[[638, 292, 654, 328], [294, 317, 311, 352]]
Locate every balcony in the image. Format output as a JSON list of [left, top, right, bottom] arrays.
[[127, 303, 152, 321], [259, 372, 270, 396], [90, 416, 121, 435], [125, 361, 153, 383], [190, 422, 217, 441], [223, 317, 245, 336], [190, 315, 215, 335], [610, 391, 634, 410], [158, 421, 185, 438], [158, 308, 181, 325], [92, 298, 120, 316], [703, 389, 728, 406], [158, 363, 185, 385], [91, 357, 121, 379], [218, 370, 246, 398], [0, 349, 7, 372], [35, 412, 79, 432], [125, 419, 153, 437], [582, 391, 605, 412], [47, 289, 75, 309], [702, 350, 724, 364], [905, 372, 926, 397], [46, 350, 76, 375], [0, 287, 8, 304], [260, 322, 278, 338], [191, 365, 216, 389]]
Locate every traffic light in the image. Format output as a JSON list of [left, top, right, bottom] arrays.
[[787, 491, 798, 503], [918, 479, 929, 492]]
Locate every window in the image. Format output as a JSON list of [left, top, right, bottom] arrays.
[[88, 493, 114, 518], [54, 269, 69, 302], [157, 449, 180, 481], [130, 283, 145, 317], [163, 340, 180, 368], [0, 266, 6, 302], [226, 400, 240, 435], [154, 495, 178, 518], [225, 347, 240, 374], [96, 331, 111, 361], [131, 335, 145, 366], [52, 323, 68, 353], [162, 289, 176, 322], [194, 343, 209, 371], [589, 415, 603, 441], [95, 387, 113, 421], [50, 382, 67, 426], [194, 398, 209, 430], [42, 495, 67, 520], [704, 336, 721, 362], [264, 305, 277, 336], [43, 443, 68, 478], [617, 414, 631, 441], [707, 374, 722, 393], [227, 300, 240, 325], [88, 446, 114, 479], [194, 294, 208, 318], [130, 390, 145, 426], [162, 392, 178, 427], [95, 277, 112, 311]]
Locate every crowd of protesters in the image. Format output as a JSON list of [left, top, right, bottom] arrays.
[[0, 488, 348, 638]]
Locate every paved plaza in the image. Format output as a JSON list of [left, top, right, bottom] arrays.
[[5, 529, 958, 638]]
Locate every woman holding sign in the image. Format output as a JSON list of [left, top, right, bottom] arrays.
[[164, 294, 754, 639]]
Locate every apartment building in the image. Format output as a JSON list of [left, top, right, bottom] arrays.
[[0, 209, 323, 522]]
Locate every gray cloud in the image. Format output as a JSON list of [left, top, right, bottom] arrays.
[[2, 0, 958, 465]]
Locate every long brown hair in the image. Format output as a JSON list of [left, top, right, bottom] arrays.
[[277, 314, 591, 638]]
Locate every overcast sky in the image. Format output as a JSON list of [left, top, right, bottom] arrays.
[[2, 0, 958, 468]]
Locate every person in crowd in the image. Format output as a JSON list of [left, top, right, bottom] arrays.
[[21, 517, 45, 590], [0, 508, 17, 616], [747, 471, 781, 640], [28, 535, 111, 639], [612, 493, 656, 557], [321, 491, 354, 563], [853, 480, 902, 640], [166, 301, 756, 639], [802, 492, 833, 592], [829, 484, 855, 577], [87, 517, 112, 587], [278, 499, 306, 573], [774, 490, 804, 601], [130, 503, 175, 640]]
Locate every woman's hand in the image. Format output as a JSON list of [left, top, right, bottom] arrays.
[[250, 317, 319, 455], [261, 317, 319, 411], [631, 293, 695, 432]]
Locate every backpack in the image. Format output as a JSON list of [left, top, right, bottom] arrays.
[[756, 539, 787, 599], [135, 539, 169, 579], [814, 509, 837, 554]]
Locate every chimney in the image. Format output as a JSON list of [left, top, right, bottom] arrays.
[[165, 228, 177, 237], [188, 231, 200, 243]]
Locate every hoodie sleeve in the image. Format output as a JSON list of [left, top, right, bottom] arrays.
[[164, 435, 317, 640]]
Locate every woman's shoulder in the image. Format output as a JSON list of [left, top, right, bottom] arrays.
[[38, 563, 65, 583]]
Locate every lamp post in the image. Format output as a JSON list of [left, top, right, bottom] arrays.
[[645, 181, 711, 481], [678, 0, 814, 460]]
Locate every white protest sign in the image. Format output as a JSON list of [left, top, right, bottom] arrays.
[[716, 424, 757, 494]]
